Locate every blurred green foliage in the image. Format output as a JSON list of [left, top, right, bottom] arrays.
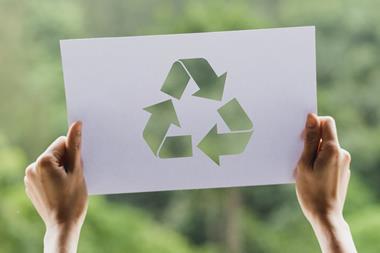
[[1, 0, 380, 252]]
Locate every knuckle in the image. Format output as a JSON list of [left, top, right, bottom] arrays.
[[325, 116, 336, 125], [57, 136, 66, 142], [37, 154, 56, 168], [25, 168, 33, 178], [51, 149, 62, 159], [324, 141, 340, 155], [341, 149, 351, 163], [25, 164, 35, 178]]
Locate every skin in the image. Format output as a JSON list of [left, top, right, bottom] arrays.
[[295, 113, 357, 253], [24, 121, 87, 253], [24, 115, 356, 252]]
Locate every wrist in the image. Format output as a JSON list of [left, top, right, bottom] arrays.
[[44, 222, 82, 253], [310, 211, 346, 229], [309, 213, 356, 253]]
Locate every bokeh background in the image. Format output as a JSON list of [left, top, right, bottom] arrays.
[[1, 0, 380, 252]]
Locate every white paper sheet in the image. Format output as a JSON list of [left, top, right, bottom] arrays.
[[60, 26, 317, 195]]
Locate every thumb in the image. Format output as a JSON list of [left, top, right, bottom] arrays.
[[66, 121, 83, 172], [300, 113, 321, 167]]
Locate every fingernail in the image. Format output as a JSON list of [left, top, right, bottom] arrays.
[[77, 121, 82, 134], [306, 114, 317, 128]]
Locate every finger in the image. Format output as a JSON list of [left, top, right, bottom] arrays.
[[36, 137, 66, 174], [66, 121, 82, 172], [319, 116, 339, 146], [44, 136, 67, 160], [340, 148, 351, 166], [300, 113, 321, 166], [25, 162, 36, 178]]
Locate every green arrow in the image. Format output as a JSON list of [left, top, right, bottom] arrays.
[[218, 98, 253, 131], [159, 135, 192, 158], [180, 58, 226, 101], [143, 100, 180, 155], [160, 61, 190, 100], [160, 58, 226, 101], [197, 124, 253, 165]]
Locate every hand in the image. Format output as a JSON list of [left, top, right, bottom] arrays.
[[24, 121, 88, 253], [295, 114, 356, 253]]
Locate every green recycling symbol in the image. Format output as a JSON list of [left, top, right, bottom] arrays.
[[143, 58, 253, 165]]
